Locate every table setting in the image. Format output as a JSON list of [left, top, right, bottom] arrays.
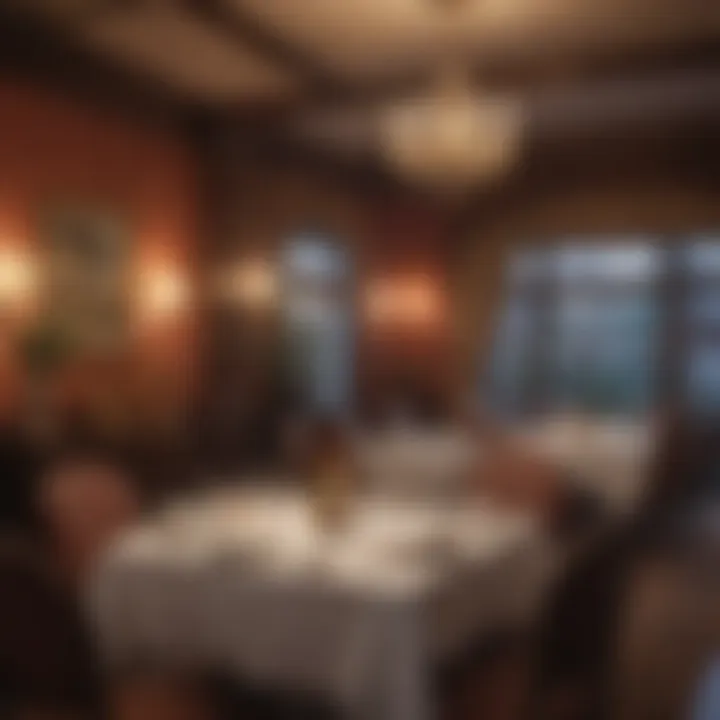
[[86, 430, 557, 720], [88, 485, 553, 719]]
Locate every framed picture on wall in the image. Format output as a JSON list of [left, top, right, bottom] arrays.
[[39, 203, 131, 355]]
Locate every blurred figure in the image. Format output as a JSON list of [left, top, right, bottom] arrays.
[[468, 410, 605, 544], [0, 420, 140, 719], [37, 458, 139, 585], [531, 414, 720, 720], [0, 417, 226, 720], [0, 416, 45, 537], [611, 547, 720, 720]]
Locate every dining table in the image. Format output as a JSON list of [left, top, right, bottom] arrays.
[[87, 481, 556, 720]]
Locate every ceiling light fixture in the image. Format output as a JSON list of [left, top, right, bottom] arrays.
[[377, 0, 524, 192], [379, 63, 524, 192]]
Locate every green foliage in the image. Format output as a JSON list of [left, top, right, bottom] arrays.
[[19, 320, 75, 378]]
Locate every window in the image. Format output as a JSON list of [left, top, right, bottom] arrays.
[[281, 233, 354, 417], [682, 240, 720, 415], [486, 236, 720, 418]]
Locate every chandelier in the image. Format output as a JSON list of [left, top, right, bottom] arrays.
[[379, 64, 524, 191]]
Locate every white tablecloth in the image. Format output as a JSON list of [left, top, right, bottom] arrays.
[[87, 484, 554, 720], [356, 428, 476, 502], [518, 418, 654, 513]]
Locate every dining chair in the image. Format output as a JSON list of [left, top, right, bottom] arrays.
[[37, 458, 141, 582], [610, 552, 720, 720]]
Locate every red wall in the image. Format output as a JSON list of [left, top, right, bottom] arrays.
[[0, 79, 198, 420], [360, 202, 453, 415]]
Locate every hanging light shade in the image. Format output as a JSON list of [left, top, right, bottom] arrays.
[[379, 65, 524, 191]]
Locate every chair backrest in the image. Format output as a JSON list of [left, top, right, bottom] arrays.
[[38, 459, 140, 579], [518, 418, 654, 514], [611, 552, 720, 720]]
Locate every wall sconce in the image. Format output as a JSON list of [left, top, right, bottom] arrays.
[[0, 246, 35, 317], [364, 276, 444, 328], [400, 277, 444, 327], [140, 266, 189, 323], [218, 259, 278, 310]]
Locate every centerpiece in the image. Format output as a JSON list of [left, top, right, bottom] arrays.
[[304, 419, 356, 536]]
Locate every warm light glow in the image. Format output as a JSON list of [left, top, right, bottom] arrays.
[[401, 278, 444, 326], [141, 266, 189, 322], [364, 279, 398, 326], [0, 246, 34, 311], [380, 65, 524, 190], [219, 260, 278, 309], [365, 277, 444, 327]]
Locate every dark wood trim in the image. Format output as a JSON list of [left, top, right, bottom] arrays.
[[215, 111, 418, 201], [181, 0, 443, 108], [0, 5, 201, 134], [182, 0, 344, 94], [0, 5, 417, 204], [7, 3, 720, 115], [464, 39, 720, 98]]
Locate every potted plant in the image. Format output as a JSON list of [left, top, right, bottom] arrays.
[[19, 318, 75, 444]]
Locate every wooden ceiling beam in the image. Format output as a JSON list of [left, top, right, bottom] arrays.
[[254, 36, 720, 115], [472, 36, 720, 96], [181, 0, 346, 96], [0, 5, 197, 128]]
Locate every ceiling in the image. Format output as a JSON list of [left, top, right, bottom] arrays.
[[234, 0, 720, 82], [7, 0, 720, 176], [12, 0, 720, 98]]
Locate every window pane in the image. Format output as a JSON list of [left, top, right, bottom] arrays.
[[282, 236, 353, 416], [489, 241, 661, 418], [555, 240, 662, 284], [549, 241, 660, 414], [688, 289, 720, 329], [549, 293, 657, 414], [487, 236, 720, 419], [285, 234, 348, 282], [683, 237, 720, 276], [486, 295, 536, 415], [686, 342, 720, 414]]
